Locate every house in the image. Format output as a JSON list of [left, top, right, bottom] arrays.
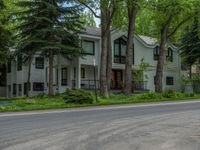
[[5, 27, 181, 98]]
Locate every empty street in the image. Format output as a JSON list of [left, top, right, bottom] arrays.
[[1, 100, 200, 150]]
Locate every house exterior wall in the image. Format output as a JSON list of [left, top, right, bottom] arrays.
[[5, 30, 181, 97]]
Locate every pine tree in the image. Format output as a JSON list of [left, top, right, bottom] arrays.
[[16, 0, 84, 96], [180, 15, 200, 74]]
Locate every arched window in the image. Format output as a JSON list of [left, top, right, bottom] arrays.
[[153, 46, 159, 60], [166, 48, 173, 62]]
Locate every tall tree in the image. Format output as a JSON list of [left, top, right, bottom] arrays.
[[147, 0, 196, 92], [124, 0, 139, 94], [16, 0, 84, 96], [180, 14, 200, 74], [79, 0, 118, 97], [0, 0, 10, 65]]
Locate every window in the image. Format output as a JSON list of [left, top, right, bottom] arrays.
[[35, 57, 44, 69], [74, 67, 76, 79], [33, 82, 44, 91], [13, 84, 16, 95], [81, 68, 85, 78], [24, 83, 31, 95], [166, 77, 174, 85], [17, 55, 22, 71], [18, 84, 22, 92], [7, 61, 11, 73], [154, 46, 159, 60], [114, 37, 128, 64], [8, 85, 11, 92], [81, 40, 95, 55], [166, 48, 173, 62], [61, 68, 68, 86]]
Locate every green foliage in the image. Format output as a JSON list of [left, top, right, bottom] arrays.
[[180, 15, 200, 67], [132, 58, 150, 82], [81, 11, 96, 27], [0, 0, 11, 65], [137, 92, 161, 100], [181, 74, 200, 93], [64, 89, 94, 104]]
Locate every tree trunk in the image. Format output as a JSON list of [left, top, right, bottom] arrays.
[[124, 5, 138, 94], [26, 56, 33, 97], [100, 9, 109, 98], [48, 50, 54, 96], [155, 29, 167, 93], [106, 24, 112, 94]]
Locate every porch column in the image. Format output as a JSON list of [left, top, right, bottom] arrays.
[[57, 54, 61, 92], [76, 59, 81, 88]]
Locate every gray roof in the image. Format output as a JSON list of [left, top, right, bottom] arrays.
[[138, 35, 157, 46], [84, 27, 158, 46], [84, 27, 101, 36]]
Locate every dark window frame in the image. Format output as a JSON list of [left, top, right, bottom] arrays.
[[7, 61, 11, 73], [18, 84, 22, 92], [154, 46, 159, 61], [13, 84, 16, 95], [166, 48, 173, 62], [114, 37, 128, 64], [166, 76, 174, 85], [81, 40, 95, 55], [61, 68, 68, 86], [24, 82, 31, 95], [33, 82, 44, 91], [81, 68, 85, 79], [17, 55, 22, 71], [35, 57, 44, 69]]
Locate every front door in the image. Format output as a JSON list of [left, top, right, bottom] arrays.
[[112, 70, 123, 89]]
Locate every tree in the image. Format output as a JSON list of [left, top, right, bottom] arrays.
[[180, 14, 200, 76], [79, 0, 118, 97], [124, 0, 139, 94], [147, 0, 196, 92], [81, 11, 96, 27], [0, 0, 11, 65], [16, 0, 84, 96]]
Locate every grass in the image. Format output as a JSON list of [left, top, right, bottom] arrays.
[[0, 92, 200, 112]]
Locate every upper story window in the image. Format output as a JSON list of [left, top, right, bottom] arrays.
[[7, 61, 11, 73], [114, 37, 127, 64], [35, 57, 44, 69], [17, 55, 22, 71], [166, 48, 173, 62], [166, 76, 174, 85], [81, 40, 95, 55], [153, 46, 159, 61]]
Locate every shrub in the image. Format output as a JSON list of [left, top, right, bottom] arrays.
[[162, 89, 176, 98], [137, 92, 161, 100], [63, 89, 94, 104]]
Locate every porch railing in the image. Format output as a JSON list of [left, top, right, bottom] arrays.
[[72, 80, 100, 90]]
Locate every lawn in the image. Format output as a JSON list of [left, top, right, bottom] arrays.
[[0, 92, 200, 112]]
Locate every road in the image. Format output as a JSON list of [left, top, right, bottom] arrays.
[[1, 100, 200, 150]]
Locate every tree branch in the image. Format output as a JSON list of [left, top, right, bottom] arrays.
[[78, 1, 100, 18], [167, 16, 193, 39]]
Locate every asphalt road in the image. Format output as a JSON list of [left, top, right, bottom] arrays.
[[1, 100, 200, 150]]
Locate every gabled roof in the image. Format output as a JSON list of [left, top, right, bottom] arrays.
[[137, 35, 157, 46], [83, 27, 177, 49], [84, 27, 101, 37]]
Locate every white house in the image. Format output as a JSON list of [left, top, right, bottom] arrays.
[[5, 27, 181, 97]]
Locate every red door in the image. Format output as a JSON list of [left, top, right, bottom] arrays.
[[112, 70, 123, 89]]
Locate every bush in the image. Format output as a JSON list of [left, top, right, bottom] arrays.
[[137, 92, 161, 100], [162, 89, 176, 98], [63, 89, 94, 104]]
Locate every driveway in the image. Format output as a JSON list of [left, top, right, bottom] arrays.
[[0, 100, 200, 150]]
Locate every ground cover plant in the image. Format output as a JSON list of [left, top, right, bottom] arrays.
[[0, 89, 200, 112]]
